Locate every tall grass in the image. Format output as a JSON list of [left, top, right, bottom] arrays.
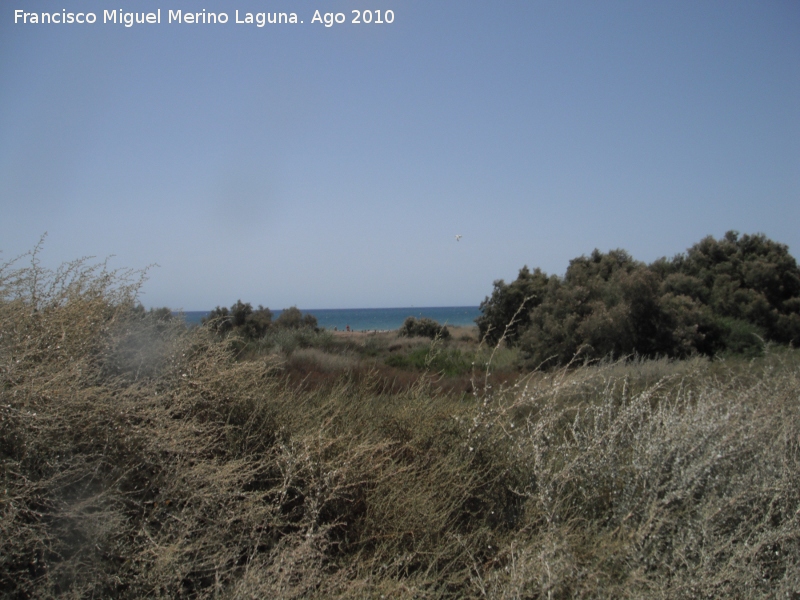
[[2, 246, 799, 598]]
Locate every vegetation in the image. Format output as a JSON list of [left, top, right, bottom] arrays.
[[275, 306, 319, 331], [203, 301, 317, 342], [2, 241, 799, 598], [384, 345, 470, 376], [477, 231, 800, 367], [398, 316, 451, 340], [202, 299, 273, 339]]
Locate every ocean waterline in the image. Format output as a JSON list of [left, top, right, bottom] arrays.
[[177, 306, 481, 332]]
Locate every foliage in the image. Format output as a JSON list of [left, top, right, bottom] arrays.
[[670, 231, 800, 345], [478, 232, 800, 366], [398, 316, 451, 340], [275, 305, 319, 330], [475, 266, 552, 345], [203, 302, 318, 342], [251, 325, 335, 356], [2, 243, 800, 598], [385, 345, 471, 376], [203, 299, 273, 340]]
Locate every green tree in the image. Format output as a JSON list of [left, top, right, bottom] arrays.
[[475, 266, 552, 344], [478, 232, 800, 367], [519, 256, 671, 365], [399, 316, 451, 340], [203, 305, 233, 335], [275, 306, 318, 330], [678, 232, 800, 346], [203, 300, 273, 340]]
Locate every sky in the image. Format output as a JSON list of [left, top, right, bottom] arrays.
[[1, 1, 798, 310]]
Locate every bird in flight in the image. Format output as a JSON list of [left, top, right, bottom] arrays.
[[455, 234, 462, 242]]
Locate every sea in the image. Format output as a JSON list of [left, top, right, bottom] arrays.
[[177, 306, 482, 332]]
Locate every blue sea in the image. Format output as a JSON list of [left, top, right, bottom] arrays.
[[178, 306, 482, 332]]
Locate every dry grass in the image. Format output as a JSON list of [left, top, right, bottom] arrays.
[[2, 245, 799, 598]]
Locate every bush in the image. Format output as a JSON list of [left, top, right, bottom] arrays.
[[3, 241, 800, 598], [479, 232, 800, 366], [385, 345, 470, 376], [398, 316, 451, 340], [203, 300, 273, 340], [715, 317, 765, 357], [476, 266, 552, 345], [275, 306, 318, 330], [203, 302, 321, 341], [252, 326, 334, 356]]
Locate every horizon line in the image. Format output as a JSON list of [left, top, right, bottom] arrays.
[[170, 305, 482, 313]]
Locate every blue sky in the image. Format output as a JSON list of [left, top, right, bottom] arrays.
[[1, 1, 798, 310]]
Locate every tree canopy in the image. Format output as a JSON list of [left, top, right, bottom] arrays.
[[477, 232, 800, 366], [202, 301, 317, 341]]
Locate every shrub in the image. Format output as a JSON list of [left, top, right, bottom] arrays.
[[715, 317, 765, 357], [203, 300, 273, 339], [385, 345, 470, 376], [476, 266, 552, 345], [3, 241, 800, 598], [479, 232, 800, 366], [275, 305, 318, 330], [203, 301, 322, 341], [252, 325, 334, 356], [398, 316, 451, 340]]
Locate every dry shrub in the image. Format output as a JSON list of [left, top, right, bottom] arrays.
[[2, 243, 799, 598], [473, 355, 800, 598]]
